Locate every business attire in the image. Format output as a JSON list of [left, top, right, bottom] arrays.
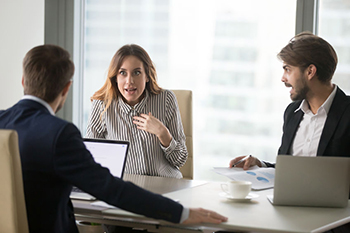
[[86, 89, 187, 179], [0, 97, 183, 233], [264, 86, 350, 233], [263, 86, 350, 167]]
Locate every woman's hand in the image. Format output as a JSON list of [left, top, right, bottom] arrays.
[[133, 112, 172, 147]]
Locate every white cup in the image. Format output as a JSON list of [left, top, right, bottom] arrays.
[[221, 180, 252, 198]]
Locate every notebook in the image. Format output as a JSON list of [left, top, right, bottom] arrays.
[[267, 155, 350, 208], [70, 138, 129, 200]]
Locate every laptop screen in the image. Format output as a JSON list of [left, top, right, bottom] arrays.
[[83, 138, 129, 178]]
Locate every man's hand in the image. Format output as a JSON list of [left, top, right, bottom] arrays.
[[182, 208, 228, 224], [229, 155, 262, 170]]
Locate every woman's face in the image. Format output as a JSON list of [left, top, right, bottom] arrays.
[[116, 55, 149, 106]]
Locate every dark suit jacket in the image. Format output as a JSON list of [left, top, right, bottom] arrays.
[[265, 87, 350, 167], [0, 99, 183, 233]]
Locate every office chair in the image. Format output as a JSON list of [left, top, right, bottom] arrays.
[[0, 129, 29, 233], [171, 90, 193, 180]]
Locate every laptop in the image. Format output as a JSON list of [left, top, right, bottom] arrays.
[[70, 138, 129, 200], [267, 155, 350, 208]]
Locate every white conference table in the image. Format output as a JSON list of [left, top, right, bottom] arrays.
[[73, 174, 350, 233]]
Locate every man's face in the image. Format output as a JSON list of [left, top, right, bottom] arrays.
[[281, 63, 310, 101]]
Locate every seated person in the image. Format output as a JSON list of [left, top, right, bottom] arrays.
[[86, 44, 187, 179], [230, 32, 350, 170], [0, 44, 227, 233], [230, 32, 350, 233]]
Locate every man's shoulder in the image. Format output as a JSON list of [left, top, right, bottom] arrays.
[[1, 100, 72, 129], [331, 87, 350, 111], [285, 100, 302, 113]]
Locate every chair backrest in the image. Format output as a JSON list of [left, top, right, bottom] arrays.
[[0, 129, 29, 233], [171, 90, 193, 179]]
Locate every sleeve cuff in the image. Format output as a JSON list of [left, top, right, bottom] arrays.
[[259, 159, 267, 167], [180, 207, 190, 223], [160, 137, 176, 153]]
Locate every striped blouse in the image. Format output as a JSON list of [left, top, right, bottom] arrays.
[[86, 89, 188, 179]]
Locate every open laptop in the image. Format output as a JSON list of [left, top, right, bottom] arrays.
[[70, 138, 129, 200], [267, 155, 350, 208]]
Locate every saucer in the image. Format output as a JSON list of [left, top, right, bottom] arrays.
[[219, 192, 259, 201]]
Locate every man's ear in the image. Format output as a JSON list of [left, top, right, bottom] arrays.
[[22, 76, 24, 87], [62, 80, 72, 97], [306, 64, 317, 80]]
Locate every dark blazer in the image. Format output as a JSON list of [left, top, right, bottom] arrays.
[[0, 99, 183, 233], [265, 87, 350, 167]]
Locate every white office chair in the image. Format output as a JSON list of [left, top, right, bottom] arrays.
[[0, 130, 29, 233], [171, 90, 193, 180]]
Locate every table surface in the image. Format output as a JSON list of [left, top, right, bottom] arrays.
[[73, 174, 350, 233]]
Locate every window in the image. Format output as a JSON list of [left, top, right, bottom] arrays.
[[318, 0, 350, 94], [78, 0, 297, 181]]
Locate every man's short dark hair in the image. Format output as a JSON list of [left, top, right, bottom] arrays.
[[277, 32, 338, 83], [22, 45, 75, 103]]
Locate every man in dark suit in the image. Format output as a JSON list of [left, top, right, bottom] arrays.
[[229, 32, 350, 233], [0, 45, 227, 233], [229, 32, 350, 168]]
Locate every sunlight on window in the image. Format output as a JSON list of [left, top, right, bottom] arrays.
[[83, 0, 296, 180], [318, 0, 350, 93]]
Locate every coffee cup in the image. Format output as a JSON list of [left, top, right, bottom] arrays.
[[221, 180, 252, 198]]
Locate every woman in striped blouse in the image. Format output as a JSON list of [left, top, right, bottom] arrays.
[[86, 44, 188, 179]]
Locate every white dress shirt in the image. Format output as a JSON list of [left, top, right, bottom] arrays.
[[291, 85, 337, 157]]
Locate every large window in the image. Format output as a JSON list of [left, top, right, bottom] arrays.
[[80, 0, 296, 181], [318, 0, 350, 94], [75, 0, 350, 181]]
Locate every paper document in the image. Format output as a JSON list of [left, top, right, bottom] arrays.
[[213, 166, 275, 190], [91, 201, 119, 209]]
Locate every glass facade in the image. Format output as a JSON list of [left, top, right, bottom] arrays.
[[318, 0, 350, 93], [82, 0, 299, 180]]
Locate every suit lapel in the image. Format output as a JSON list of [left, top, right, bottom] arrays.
[[317, 88, 348, 156], [282, 109, 304, 154]]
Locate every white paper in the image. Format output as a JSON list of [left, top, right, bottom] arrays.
[[213, 166, 275, 190], [91, 201, 119, 209]]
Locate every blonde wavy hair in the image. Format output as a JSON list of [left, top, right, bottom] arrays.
[[91, 44, 162, 113]]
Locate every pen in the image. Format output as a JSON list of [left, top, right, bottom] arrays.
[[232, 155, 251, 167]]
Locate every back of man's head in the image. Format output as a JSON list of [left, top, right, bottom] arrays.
[[277, 32, 338, 83], [22, 45, 75, 103]]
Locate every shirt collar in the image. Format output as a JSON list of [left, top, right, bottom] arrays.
[[294, 84, 337, 115], [21, 95, 55, 115], [118, 90, 149, 114]]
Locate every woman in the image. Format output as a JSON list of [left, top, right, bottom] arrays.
[[86, 44, 187, 179]]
